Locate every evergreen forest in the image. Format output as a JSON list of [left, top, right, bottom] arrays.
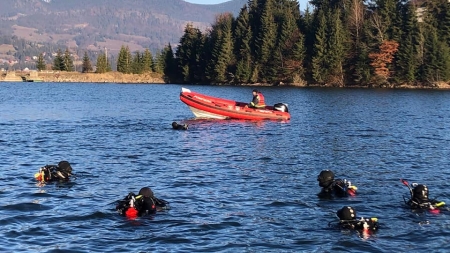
[[166, 0, 450, 87]]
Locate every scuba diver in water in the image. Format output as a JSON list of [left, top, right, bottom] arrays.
[[34, 161, 73, 183], [116, 187, 169, 218], [317, 170, 358, 198], [332, 206, 379, 233], [172, 122, 188, 130], [401, 179, 446, 213]]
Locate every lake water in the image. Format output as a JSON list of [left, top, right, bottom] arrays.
[[1, 82, 450, 252]]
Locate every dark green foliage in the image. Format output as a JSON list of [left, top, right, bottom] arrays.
[[82, 51, 93, 73], [117, 45, 132, 74], [274, 2, 305, 83], [142, 49, 153, 73], [154, 49, 166, 74], [352, 43, 372, 85], [436, 0, 450, 47], [255, 0, 277, 82], [162, 44, 177, 83], [132, 51, 143, 74], [421, 27, 450, 83], [343, 0, 370, 85], [326, 9, 345, 85], [95, 52, 110, 73], [36, 53, 46, 71], [175, 24, 205, 83], [255, 0, 276, 64], [205, 13, 234, 83], [52, 49, 64, 71], [234, 6, 252, 83], [149, 44, 178, 83], [301, 6, 315, 81], [394, 2, 419, 83], [311, 9, 327, 84], [162, 0, 450, 86], [63, 49, 74, 72], [375, 0, 399, 40]]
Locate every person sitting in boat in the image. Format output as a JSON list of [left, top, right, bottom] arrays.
[[247, 89, 266, 108], [116, 187, 169, 219], [333, 206, 379, 232], [404, 183, 445, 211], [317, 170, 357, 198], [34, 160, 73, 183], [172, 121, 188, 130]]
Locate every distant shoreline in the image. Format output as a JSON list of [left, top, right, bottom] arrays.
[[1, 71, 450, 89], [0, 71, 165, 84]]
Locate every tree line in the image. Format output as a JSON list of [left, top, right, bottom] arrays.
[[163, 0, 450, 87], [34, 45, 171, 76]]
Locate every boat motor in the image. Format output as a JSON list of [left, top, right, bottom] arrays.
[[273, 103, 289, 113]]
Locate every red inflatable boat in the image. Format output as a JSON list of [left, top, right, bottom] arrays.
[[179, 88, 290, 120]]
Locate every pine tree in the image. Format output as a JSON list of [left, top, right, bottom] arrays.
[[310, 0, 340, 10], [394, 2, 420, 83], [326, 9, 345, 85], [63, 49, 74, 71], [255, 0, 277, 82], [437, 0, 450, 47], [421, 26, 450, 82], [142, 49, 153, 73], [132, 51, 143, 74], [154, 50, 165, 74], [437, 42, 450, 81], [206, 13, 234, 83], [176, 24, 205, 83], [117, 46, 126, 73], [376, 0, 399, 40], [163, 44, 176, 82], [52, 49, 64, 71], [311, 8, 327, 84], [248, 0, 263, 59], [287, 31, 306, 83], [302, 6, 315, 82], [353, 42, 372, 85], [82, 51, 93, 73], [96, 52, 108, 73], [36, 53, 46, 71], [234, 5, 252, 83], [344, 0, 368, 85], [117, 45, 132, 74], [275, 4, 305, 83]]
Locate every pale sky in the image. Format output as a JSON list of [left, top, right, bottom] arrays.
[[184, 0, 310, 10]]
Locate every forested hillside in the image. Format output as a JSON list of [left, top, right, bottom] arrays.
[[169, 0, 450, 87], [0, 0, 245, 69]]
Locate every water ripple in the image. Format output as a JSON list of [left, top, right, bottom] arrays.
[[1, 83, 450, 251]]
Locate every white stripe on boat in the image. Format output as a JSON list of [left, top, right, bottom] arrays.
[[188, 106, 228, 119]]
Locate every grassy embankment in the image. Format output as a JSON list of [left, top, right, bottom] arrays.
[[0, 71, 165, 84]]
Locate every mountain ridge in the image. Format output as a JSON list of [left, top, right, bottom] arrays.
[[0, 0, 247, 54]]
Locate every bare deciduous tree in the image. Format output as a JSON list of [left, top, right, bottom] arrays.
[[348, 0, 365, 42]]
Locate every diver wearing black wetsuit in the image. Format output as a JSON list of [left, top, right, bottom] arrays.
[[405, 184, 445, 211], [335, 206, 379, 232], [317, 170, 357, 198]]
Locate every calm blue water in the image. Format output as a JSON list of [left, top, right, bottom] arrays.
[[1, 82, 450, 252]]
